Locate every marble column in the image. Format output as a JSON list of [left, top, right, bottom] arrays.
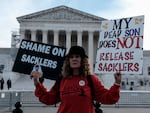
[[66, 31, 71, 52], [42, 30, 48, 44], [88, 31, 94, 71], [77, 31, 82, 46], [54, 30, 59, 46], [20, 29, 25, 40], [31, 30, 36, 41]]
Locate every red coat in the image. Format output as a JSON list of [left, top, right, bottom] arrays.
[[35, 74, 120, 113]]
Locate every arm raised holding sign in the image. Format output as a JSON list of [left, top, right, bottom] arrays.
[[30, 65, 43, 85], [30, 71, 42, 86], [30, 46, 122, 113], [114, 72, 122, 86]]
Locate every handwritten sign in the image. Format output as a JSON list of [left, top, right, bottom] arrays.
[[94, 15, 144, 74], [12, 39, 66, 80]]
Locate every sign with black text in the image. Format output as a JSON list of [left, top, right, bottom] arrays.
[[12, 39, 66, 80], [94, 15, 144, 74]]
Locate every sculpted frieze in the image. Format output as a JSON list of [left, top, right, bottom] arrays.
[[23, 9, 100, 22]]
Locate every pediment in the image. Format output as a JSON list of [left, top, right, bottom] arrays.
[[17, 5, 105, 22]]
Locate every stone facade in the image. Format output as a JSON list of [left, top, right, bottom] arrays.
[[1, 5, 150, 91], [16, 6, 106, 70]]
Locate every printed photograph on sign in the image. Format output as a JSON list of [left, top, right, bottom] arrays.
[[94, 15, 144, 74]]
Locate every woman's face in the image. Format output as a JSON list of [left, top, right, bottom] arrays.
[[69, 54, 81, 69]]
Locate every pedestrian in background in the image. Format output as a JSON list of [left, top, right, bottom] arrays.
[[12, 101, 23, 113], [7, 78, 12, 90], [0, 77, 4, 90]]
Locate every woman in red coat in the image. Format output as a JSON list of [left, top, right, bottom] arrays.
[[31, 46, 121, 113]]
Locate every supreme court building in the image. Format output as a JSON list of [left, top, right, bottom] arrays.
[[9, 5, 150, 90], [16, 5, 106, 70]]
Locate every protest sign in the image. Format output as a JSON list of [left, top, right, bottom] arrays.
[[94, 15, 144, 74], [12, 39, 66, 80]]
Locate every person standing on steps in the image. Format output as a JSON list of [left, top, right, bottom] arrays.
[[0, 77, 4, 90], [7, 78, 12, 90]]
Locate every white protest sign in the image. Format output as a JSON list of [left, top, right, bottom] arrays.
[[94, 15, 144, 74]]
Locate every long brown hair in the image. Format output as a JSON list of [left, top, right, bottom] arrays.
[[61, 57, 92, 78]]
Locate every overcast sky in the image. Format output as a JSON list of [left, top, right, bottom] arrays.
[[0, 0, 149, 50]]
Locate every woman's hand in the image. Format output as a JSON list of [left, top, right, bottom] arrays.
[[114, 72, 122, 86], [30, 71, 42, 79], [30, 71, 42, 86]]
